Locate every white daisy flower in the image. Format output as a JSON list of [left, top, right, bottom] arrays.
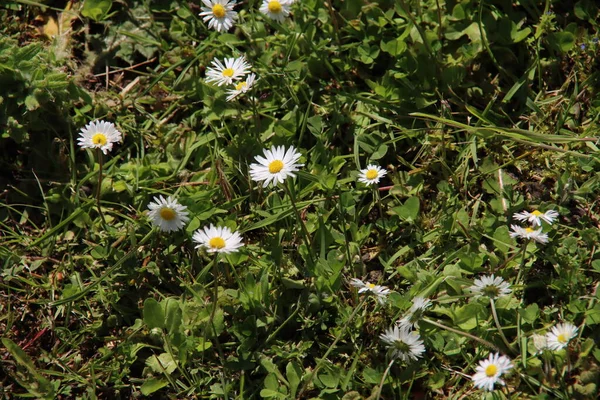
[[77, 120, 122, 155], [546, 322, 578, 351], [147, 195, 190, 232], [226, 73, 257, 101], [259, 0, 292, 23], [199, 0, 238, 32], [349, 278, 391, 304], [472, 353, 513, 391], [409, 296, 432, 314], [249, 145, 303, 187], [532, 333, 549, 354], [468, 275, 512, 299], [509, 225, 549, 244], [357, 164, 387, 186], [192, 224, 244, 254], [398, 296, 432, 329], [205, 56, 251, 86], [513, 209, 559, 226], [380, 325, 426, 363]]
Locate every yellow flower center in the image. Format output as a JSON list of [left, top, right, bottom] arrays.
[[235, 81, 247, 91], [557, 333, 568, 343], [212, 4, 226, 18], [365, 169, 378, 180], [532, 210, 543, 216], [159, 207, 176, 221], [268, 0, 282, 13], [367, 283, 376, 289], [209, 237, 226, 249], [222, 68, 235, 77], [485, 364, 498, 377], [525, 227, 534, 233], [92, 133, 108, 146], [268, 160, 284, 173]]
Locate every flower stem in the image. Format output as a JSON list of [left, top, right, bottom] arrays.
[[375, 358, 396, 400], [283, 181, 315, 261], [514, 242, 528, 286], [422, 317, 500, 351], [208, 252, 229, 400], [96, 149, 106, 224], [490, 298, 517, 354]]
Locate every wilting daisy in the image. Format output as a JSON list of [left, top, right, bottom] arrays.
[[468, 275, 512, 299], [260, 0, 292, 23], [147, 195, 190, 232], [226, 73, 257, 101], [546, 322, 578, 351], [249, 145, 303, 187], [509, 225, 549, 244], [398, 296, 432, 329], [380, 325, 426, 363], [472, 353, 513, 391], [532, 333, 549, 354], [205, 56, 251, 86], [513, 209, 559, 226], [199, 0, 238, 32], [349, 278, 391, 304], [77, 120, 122, 155], [357, 164, 387, 186], [192, 224, 244, 254]]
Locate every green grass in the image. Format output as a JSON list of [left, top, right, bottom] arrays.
[[1, 0, 600, 398]]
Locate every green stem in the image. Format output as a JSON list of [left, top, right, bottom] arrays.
[[283, 181, 315, 260], [515, 242, 529, 286], [422, 317, 500, 351], [375, 358, 395, 400], [489, 298, 516, 354], [96, 149, 106, 224], [297, 297, 368, 397], [208, 252, 229, 400]]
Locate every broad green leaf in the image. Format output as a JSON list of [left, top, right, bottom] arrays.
[[286, 362, 302, 398], [81, 0, 113, 21], [140, 378, 168, 395], [146, 352, 178, 374], [143, 298, 165, 329], [164, 298, 182, 335], [518, 304, 539, 324], [548, 32, 575, 52]]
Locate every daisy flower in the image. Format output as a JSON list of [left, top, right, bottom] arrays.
[[260, 0, 292, 23], [398, 296, 432, 329], [147, 195, 190, 232], [199, 0, 238, 32], [472, 353, 513, 391], [509, 225, 549, 244], [249, 145, 303, 187], [513, 209, 559, 226], [349, 278, 391, 304], [357, 164, 387, 186], [226, 73, 257, 101], [380, 325, 426, 363], [77, 120, 122, 155], [546, 322, 578, 351], [205, 56, 251, 86], [192, 224, 244, 254], [532, 333, 549, 354], [468, 275, 512, 299]]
